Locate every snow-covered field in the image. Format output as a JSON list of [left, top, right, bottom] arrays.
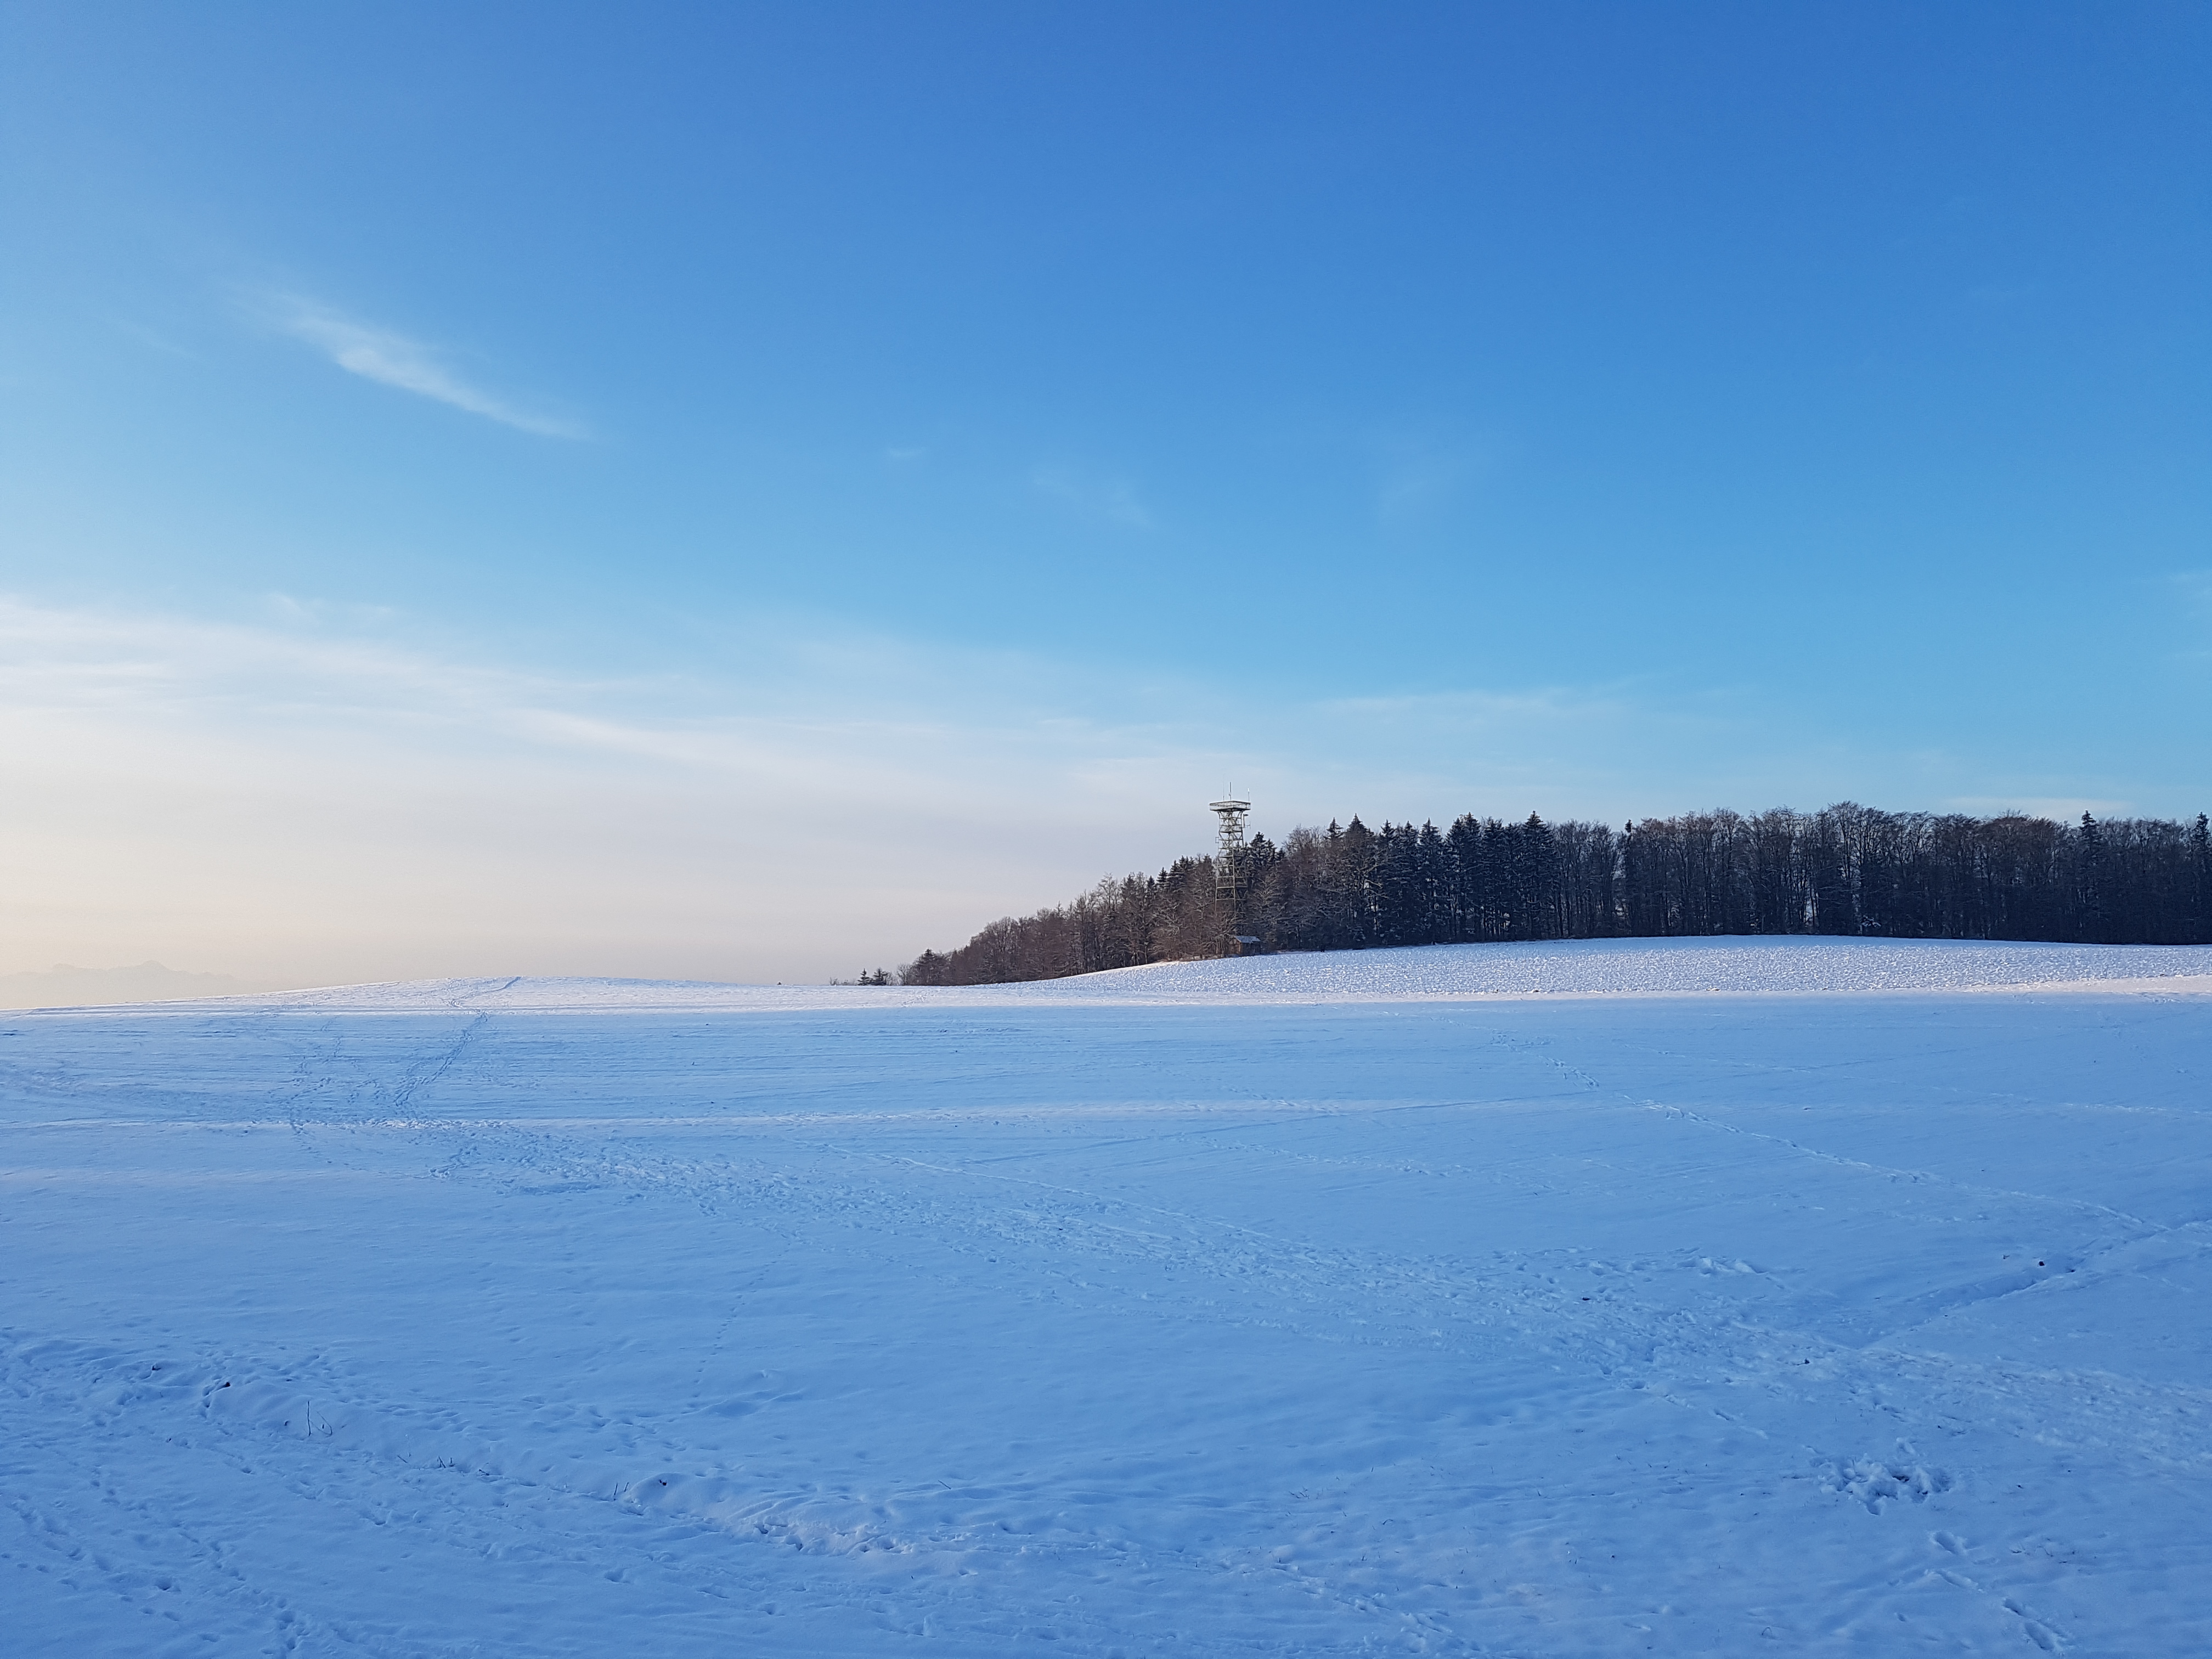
[[6, 938, 2210, 1656]]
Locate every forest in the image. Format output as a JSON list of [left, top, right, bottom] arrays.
[[896, 804, 2212, 986]]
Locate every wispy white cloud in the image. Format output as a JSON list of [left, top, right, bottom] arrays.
[[2176, 571, 2212, 644], [7, 593, 2121, 986], [261, 592, 399, 628], [113, 318, 200, 360], [4, 595, 1734, 983], [1371, 433, 1494, 527], [0, 596, 1233, 985], [265, 296, 587, 438], [1032, 464, 1153, 530]]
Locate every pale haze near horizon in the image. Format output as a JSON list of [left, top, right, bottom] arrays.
[[2, 3, 2206, 990]]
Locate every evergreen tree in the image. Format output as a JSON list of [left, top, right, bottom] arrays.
[[897, 801, 2211, 984]]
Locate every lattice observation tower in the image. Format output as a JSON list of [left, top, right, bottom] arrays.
[[1210, 795, 1257, 953]]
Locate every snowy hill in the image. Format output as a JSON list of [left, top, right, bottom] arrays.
[[7, 938, 2209, 1654], [143, 933, 2212, 1013]]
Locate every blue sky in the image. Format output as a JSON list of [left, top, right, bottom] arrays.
[[2, 3, 2207, 985]]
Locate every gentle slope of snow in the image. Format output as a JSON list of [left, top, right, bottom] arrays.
[[5, 938, 2208, 1655], [130, 934, 2212, 1014]]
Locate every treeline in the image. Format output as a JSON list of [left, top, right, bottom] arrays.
[[898, 804, 2212, 985]]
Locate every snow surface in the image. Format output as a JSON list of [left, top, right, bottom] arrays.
[[117, 934, 2212, 1014], [5, 936, 2210, 1655]]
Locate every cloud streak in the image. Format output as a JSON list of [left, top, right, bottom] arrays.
[[269, 297, 587, 438], [1033, 464, 1153, 530], [0, 596, 1709, 986], [5, 595, 2092, 988], [0, 596, 1236, 986]]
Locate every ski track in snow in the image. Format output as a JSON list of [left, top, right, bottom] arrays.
[[4, 938, 2210, 1655]]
